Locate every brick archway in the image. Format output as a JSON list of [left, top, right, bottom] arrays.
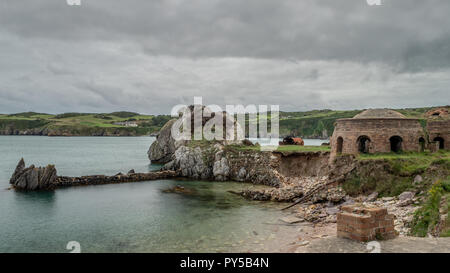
[[357, 136, 371, 154], [336, 137, 343, 154], [390, 136, 403, 153], [419, 137, 426, 152], [434, 137, 445, 150]]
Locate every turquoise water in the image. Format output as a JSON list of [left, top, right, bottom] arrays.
[[0, 136, 285, 253]]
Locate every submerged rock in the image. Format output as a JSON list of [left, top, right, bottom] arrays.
[[280, 216, 304, 224], [9, 158, 58, 190], [162, 185, 195, 195]]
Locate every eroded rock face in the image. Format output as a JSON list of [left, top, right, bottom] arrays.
[[9, 158, 58, 190], [163, 143, 282, 186], [148, 105, 244, 164], [148, 119, 179, 164], [164, 146, 212, 179]]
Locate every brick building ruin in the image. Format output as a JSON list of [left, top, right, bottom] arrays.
[[426, 108, 450, 151], [330, 108, 449, 158], [337, 205, 397, 242]]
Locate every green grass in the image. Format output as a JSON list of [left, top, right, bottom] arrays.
[[275, 145, 330, 152], [358, 151, 450, 176], [410, 179, 450, 237], [0, 112, 171, 136], [342, 151, 450, 197], [224, 143, 330, 152], [342, 174, 416, 197]]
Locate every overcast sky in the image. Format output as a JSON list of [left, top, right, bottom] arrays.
[[0, 0, 449, 114]]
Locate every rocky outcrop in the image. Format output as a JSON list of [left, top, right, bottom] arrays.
[[148, 119, 179, 164], [148, 105, 243, 164], [162, 143, 283, 186], [9, 158, 58, 190]]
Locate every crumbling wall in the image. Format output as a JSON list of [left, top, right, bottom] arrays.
[[337, 205, 397, 242], [275, 151, 330, 177], [427, 120, 450, 150]]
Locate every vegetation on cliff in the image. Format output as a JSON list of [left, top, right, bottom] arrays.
[[409, 179, 450, 237], [341, 150, 450, 197]]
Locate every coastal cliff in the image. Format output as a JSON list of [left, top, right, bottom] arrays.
[[162, 143, 284, 186]]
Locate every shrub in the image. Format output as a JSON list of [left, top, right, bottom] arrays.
[[410, 179, 450, 237]]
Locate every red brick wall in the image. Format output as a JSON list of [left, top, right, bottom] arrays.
[[337, 205, 397, 242]]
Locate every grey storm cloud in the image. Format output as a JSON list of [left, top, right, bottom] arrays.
[[0, 0, 449, 114]]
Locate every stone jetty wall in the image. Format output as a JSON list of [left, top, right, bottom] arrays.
[[9, 158, 179, 191], [56, 170, 179, 187]]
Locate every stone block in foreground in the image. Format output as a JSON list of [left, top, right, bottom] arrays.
[[337, 205, 397, 242]]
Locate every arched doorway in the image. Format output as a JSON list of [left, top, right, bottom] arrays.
[[336, 137, 343, 154], [390, 136, 403, 153], [419, 137, 425, 152], [434, 137, 445, 150], [357, 136, 371, 154]]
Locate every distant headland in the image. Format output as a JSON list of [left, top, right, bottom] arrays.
[[0, 106, 448, 138]]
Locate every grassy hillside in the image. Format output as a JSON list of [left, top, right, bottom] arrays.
[[1, 106, 448, 137], [0, 112, 171, 136], [275, 106, 449, 138]]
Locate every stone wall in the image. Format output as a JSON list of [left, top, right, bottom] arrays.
[[330, 118, 425, 158], [427, 120, 450, 150], [337, 205, 397, 242]]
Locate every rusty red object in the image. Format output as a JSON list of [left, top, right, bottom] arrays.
[[292, 137, 304, 145], [281, 136, 304, 146]]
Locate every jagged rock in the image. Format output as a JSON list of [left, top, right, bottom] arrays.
[[397, 191, 415, 207], [365, 192, 379, 202], [397, 199, 414, 207], [414, 175, 423, 184], [127, 169, 135, 174], [9, 158, 25, 184], [9, 159, 57, 190], [237, 167, 247, 181], [148, 119, 179, 164], [398, 191, 415, 201], [310, 187, 345, 203], [148, 106, 243, 164], [213, 156, 230, 181]]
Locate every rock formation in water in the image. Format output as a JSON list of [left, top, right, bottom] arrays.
[[162, 143, 285, 186], [148, 105, 243, 164], [148, 119, 179, 164], [9, 158, 58, 190]]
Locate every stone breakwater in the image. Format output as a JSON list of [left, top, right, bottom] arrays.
[[9, 158, 179, 191], [56, 170, 179, 187]]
